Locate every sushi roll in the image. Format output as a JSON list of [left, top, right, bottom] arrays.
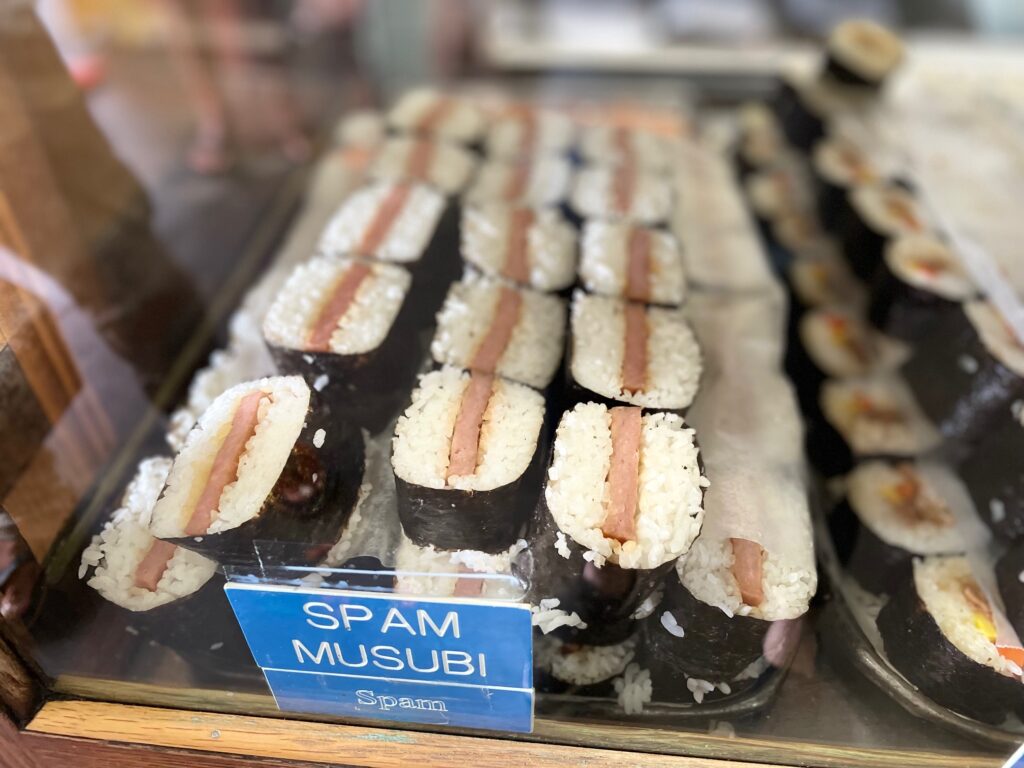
[[996, 540, 1024, 638], [570, 164, 672, 227], [520, 403, 707, 645], [811, 136, 877, 231], [316, 180, 460, 314], [868, 235, 977, 345], [485, 107, 575, 160], [262, 257, 422, 434], [79, 457, 256, 682], [876, 556, 1024, 724], [387, 89, 485, 145], [578, 220, 686, 307], [810, 374, 941, 477], [392, 367, 546, 553], [567, 291, 702, 412], [830, 460, 977, 595], [745, 166, 812, 232], [534, 634, 637, 696], [392, 534, 524, 601], [460, 204, 577, 292], [787, 246, 865, 330], [577, 126, 676, 175], [734, 103, 785, 178], [149, 377, 365, 565], [770, 210, 825, 259], [901, 301, 1024, 453], [823, 19, 905, 90], [368, 136, 477, 195], [431, 273, 567, 391], [837, 181, 927, 282], [960, 406, 1024, 541], [464, 156, 573, 208]]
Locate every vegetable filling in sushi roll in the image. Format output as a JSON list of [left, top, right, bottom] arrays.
[[579, 221, 686, 306], [392, 367, 546, 553]]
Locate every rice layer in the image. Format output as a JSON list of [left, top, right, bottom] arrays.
[[851, 183, 927, 238], [813, 137, 877, 187], [80, 457, 217, 611], [464, 157, 572, 208], [571, 292, 702, 409], [387, 89, 485, 143], [263, 257, 410, 355], [571, 165, 672, 225], [578, 126, 677, 173], [579, 221, 686, 306], [461, 204, 576, 291], [799, 308, 905, 378], [317, 181, 445, 263], [393, 535, 524, 601], [431, 273, 567, 389], [485, 110, 575, 159], [369, 137, 476, 195], [966, 301, 1024, 378], [545, 403, 707, 569], [150, 377, 310, 537], [536, 635, 637, 685], [885, 235, 973, 301], [392, 367, 544, 491]]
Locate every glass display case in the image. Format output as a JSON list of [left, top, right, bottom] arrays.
[[3, 2, 1024, 767]]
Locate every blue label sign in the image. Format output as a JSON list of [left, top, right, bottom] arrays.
[[224, 583, 534, 733]]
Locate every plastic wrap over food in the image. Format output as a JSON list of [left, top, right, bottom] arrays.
[[686, 292, 787, 375]]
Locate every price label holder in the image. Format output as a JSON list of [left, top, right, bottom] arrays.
[[224, 568, 534, 734]]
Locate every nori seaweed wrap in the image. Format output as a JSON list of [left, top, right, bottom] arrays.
[[961, 406, 1024, 541], [821, 19, 905, 91], [534, 634, 637, 697], [811, 136, 877, 232], [836, 181, 928, 282]]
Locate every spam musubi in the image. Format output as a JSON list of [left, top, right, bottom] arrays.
[[578, 220, 687, 307], [829, 461, 975, 594], [577, 126, 676, 175], [368, 135, 477, 195], [520, 403, 707, 645], [262, 256, 421, 433], [876, 556, 1024, 724], [431, 272, 567, 390], [837, 181, 927, 281], [391, 534, 524, 601], [570, 164, 672, 226], [534, 634, 637, 696], [960, 405, 1024, 541], [901, 301, 1024, 454], [465, 156, 573, 208], [391, 367, 546, 553], [149, 377, 364, 565], [567, 291, 701, 412], [868, 235, 976, 344], [386, 88, 485, 145], [484, 107, 575, 160], [460, 204, 577, 292], [996, 540, 1024, 640]]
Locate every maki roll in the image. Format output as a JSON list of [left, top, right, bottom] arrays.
[[262, 257, 421, 434], [811, 374, 940, 477], [830, 460, 977, 595], [577, 126, 676, 175], [316, 180, 460, 313], [567, 291, 702, 412], [787, 246, 865, 330], [464, 156, 573, 208], [460, 204, 577, 293], [534, 634, 637, 696], [877, 556, 1024, 724], [868, 235, 977, 345], [485, 107, 575, 160], [520, 403, 707, 645], [822, 19, 905, 90], [578, 220, 686, 307], [996, 540, 1024, 638], [431, 273, 567, 390], [570, 164, 672, 226], [901, 301, 1024, 453], [772, 74, 870, 155], [368, 136, 477, 195], [392, 367, 546, 553], [745, 166, 812, 231], [392, 535, 524, 601], [734, 103, 785, 178], [149, 377, 365, 565], [837, 181, 927, 282], [811, 136, 877, 231], [387, 89, 485, 145], [960, 406, 1024, 541], [79, 457, 256, 682]]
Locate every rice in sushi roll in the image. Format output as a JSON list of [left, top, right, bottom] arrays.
[[811, 374, 941, 477], [837, 181, 927, 282], [431, 273, 567, 390], [149, 377, 364, 565], [830, 461, 978, 594], [577, 126, 676, 175], [811, 136, 877, 231], [876, 556, 1024, 724], [520, 403, 707, 645], [823, 19, 905, 90], [579, 221, 685, 306], [901, 301, 1024, 454], [387, 89, 485, 145], [787, 246, 865, 338], [392, 534, 524, 601], [461, 204, 576, 292], [263, 257, 421, 434], [464, 156, 572, 208], [568, 291, 702, 411], [485, 107, 575, 160], [534, 634, 636, 695], [368, 136, 476, 195], [868, 235, 976, 345], [771, 73, 871, 154], [392, 367, 546, 553], [960, 405, 1024, 541], [570, 164, 672, 226]]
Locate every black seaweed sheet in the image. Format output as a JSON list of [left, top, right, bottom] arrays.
[[961, 414, 1024, 541], [868, 257, 965, 345], [771, 78, 826, 154], [828, 496, 919, 595]]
